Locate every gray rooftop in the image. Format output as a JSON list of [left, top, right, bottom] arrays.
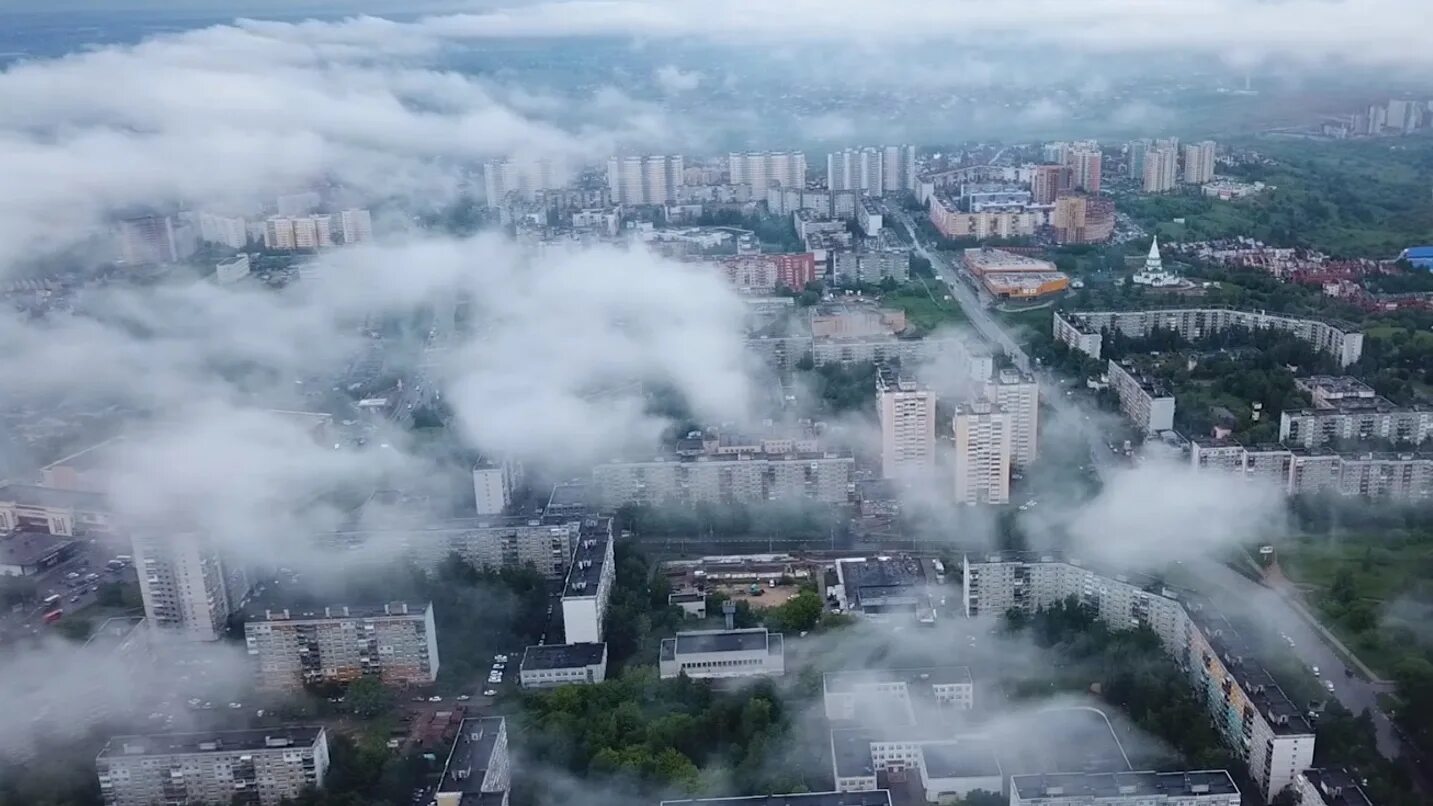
[[98, 727, 324, 759], [920, 740, 1002, 779], [248, 602, 430, 623], [672, 628, 775, 655], [562, 526, 609, 598], [0, 532, 76, 568], [521, 642, 606, 671], [823, 666, 972, 694], [1011, 770, 1238, 800], [438, 718, 505, 796], [0, 484, 107, 511], [1300, 768, 1373, 806], [661, 793, 892, 806]]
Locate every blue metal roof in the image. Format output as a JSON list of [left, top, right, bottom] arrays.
[[1401, 246, 1433, 258]]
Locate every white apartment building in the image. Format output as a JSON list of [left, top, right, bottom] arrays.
[[985, 369, 1039, 466], [472, 458, 517, 516], [198, 212, 249, 249], [482, 158, 565, 208], [1278, 403, 1433, 448], [877, 369, 936, 479], [882, 145, 917, 193], [1183, 141, 1217, 185], [243, 602, 439, 690], [1054, 308, 1364, 367], [1143, 146, 1179, 193], [1066, 146, 1102, 193], [729, 151, 807, 195], [1107, 360, 1176, 433], [326, 518, 580, 580], [659, 627, 785, 680], [339, 209, 373, 244], [591, 451, 854, 508], [953, 401, 1012, 505], [96, 727, 329, 806], [561, 522, 614, 644], [134, 532, 232, 642], [435, 718, 510, 806], [518, 642, 608, 689], [822, 667, 973, 724], [118, 216, 180, 265], [264, 215, 333, 251], [606, 154, 686, 205], [961, 553, 1315, 802], [828, 147, 884, 194], [1010, 770, 1240, 806]]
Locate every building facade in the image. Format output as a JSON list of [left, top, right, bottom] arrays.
[[1054, 308, 1364, 367], [953, 401, 1012, 505], [985, 369, 1039, 467], [134, 532, 233, 642], [1107, 360, 1176, 432], [659, 628, 785, 680], [729, 151, 807, 195], [96, 727, 329, 806], [243, 602, 439, 690], [607, 155, 686, 205], [1009, 770, 1240, 806], [592, 451, 854, 508], [561, 520, 614, 644], [518, 642, 608, 688], [1182, 141, 1217, 185], [877, 369, 937, 479]]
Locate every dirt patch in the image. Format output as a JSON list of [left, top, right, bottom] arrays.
[[716, 583, 801, 610]]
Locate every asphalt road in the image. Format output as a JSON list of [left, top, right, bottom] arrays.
[[1, 535, 135, 640], [896, 204, 1411, 767]]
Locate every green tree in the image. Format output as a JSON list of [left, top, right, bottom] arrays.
[[345, 678, 392, 719]]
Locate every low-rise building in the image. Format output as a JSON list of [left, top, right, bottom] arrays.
[[668, 591, 708, 619], [0, 532, 77, 576], [662, 793, 892, 806], [519, 642, 608, 688], [831, 730, 1002, 802], [1107, 360, 1176, 432], [1294, 768, 1374, 806], [659, 628, 785, 680], [822, 666, 973, 724], [1009, 770, 1240, 806], [96, 727, 329, 806], [435, 717, 510, 806], [243, 602, 439, 690], [0, 484, 111, 536], [833, 556, 944, 622]]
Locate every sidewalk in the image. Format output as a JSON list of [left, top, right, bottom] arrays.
[[1261, 559, 1391, 686]]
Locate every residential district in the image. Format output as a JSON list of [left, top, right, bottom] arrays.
[[5, 122, 1433, 806]]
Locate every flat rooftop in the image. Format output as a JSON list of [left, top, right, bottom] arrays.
[[438, 718, 505, 795], [920, 739, 1002, 779], [521, 642, 606, 671], [993, 707, 1133, 776], [248, 602, 429, 622], [1011, 770, 1238, 800], [673, 628, 773, 655], [0, 532, 76, 567], [563, 527, 609, 598], [0, 484, 107, 511], [824, 666, 972, 694], [662, 793, 892, 806], [1300, 768, 1373, 806], [98, 727, 324, 759]]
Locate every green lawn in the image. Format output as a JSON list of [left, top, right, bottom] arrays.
[[881, 284, 967, 332]]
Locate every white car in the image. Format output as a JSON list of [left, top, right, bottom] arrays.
[[1312, 666, 1320, 677], [428, 696, 442, 703], [494, 654, 509, 663], [483, 689, 497, 697]]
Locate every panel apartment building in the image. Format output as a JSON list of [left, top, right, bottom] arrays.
[[985, 369, 1039, 466], [1107, 359, 1177, 433], [1053, 309, 1364, 367], [952, 401, 1012, 505], [96, 727, 329, 806], [323, 517, 580, 580], [244, 602, 439, 690], [1010, 770, 1240, 806], [592, 448, 853, 509], [962, 553, 1314, 802], [560, 519, 615, 644], [1278, 387, 1433, 449], [1189, 439, 1433, 500], [435, 717, 511, 806], [877, 368, 937, 479], [133, 532, 237, 642]]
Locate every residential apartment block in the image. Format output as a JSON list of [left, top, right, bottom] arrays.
[[985, 369, 1039, 466], [607, 155, 686, 205], [134, 532, 234, 642], [243, 602, 439, 690], [1279, 400, 1433, 449], [1189, 439, 1433, 500], [323, 518, 580, 580], [877, 368, 937, 479], [1010, 770, 1240, 806], [952, 401, 1012, 505], [961, 553, 1314, 802], [1107, 360, 1176, 432], [728, 151, 807, 195], [96, 727, 329, 806], [1183, 141, 1217, 185], [561, 519, 614, 644], [1294, 768, 1373, 806], [435, 717, 510, 806], [1054, 309, 1364, 367], [592, 448, 853, 509], [659, 628, 785, 680]]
